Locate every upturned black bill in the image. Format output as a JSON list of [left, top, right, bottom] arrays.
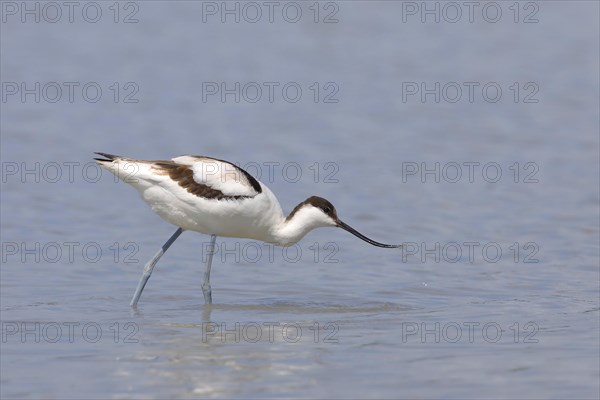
[[337, 220, 401, 248]]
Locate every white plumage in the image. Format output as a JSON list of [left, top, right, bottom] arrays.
[[94, 152, 400, 305]]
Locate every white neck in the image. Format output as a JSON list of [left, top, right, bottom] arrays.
[[269, 206, 336, 246]]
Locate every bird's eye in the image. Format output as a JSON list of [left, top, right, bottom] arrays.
[[323, 207, 331, 213]]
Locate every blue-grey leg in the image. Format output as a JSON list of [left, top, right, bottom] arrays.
[[202, 234, 217, 305], [130, 227, 184, 307]]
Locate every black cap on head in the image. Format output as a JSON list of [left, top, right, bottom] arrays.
[[287, 196, 338, 222], [287, 196, 401, 248]]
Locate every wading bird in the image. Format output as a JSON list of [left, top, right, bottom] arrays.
[[94, 152, 400, 306]]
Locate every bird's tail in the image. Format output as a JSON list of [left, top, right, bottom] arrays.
[[94, 152, 124, 173], [94, 152, 122, 164], [94, 152, 141, 183]]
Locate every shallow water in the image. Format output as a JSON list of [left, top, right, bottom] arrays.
[[1, 1, 599, 399]]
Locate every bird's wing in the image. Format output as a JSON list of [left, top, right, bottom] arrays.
[[168, 155, 262, 198]]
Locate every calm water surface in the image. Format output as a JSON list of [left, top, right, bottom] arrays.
[[1, 1, 599, 399]]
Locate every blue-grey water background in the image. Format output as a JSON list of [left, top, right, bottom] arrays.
[[1, 1, 599, 398]]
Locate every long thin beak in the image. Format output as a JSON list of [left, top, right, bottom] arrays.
[[337, 220, 402, 248]]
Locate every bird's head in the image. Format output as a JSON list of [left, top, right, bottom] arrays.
[[287, 196, 401, 248]]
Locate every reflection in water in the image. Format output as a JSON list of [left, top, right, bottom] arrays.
[[125, 301, 412, 396]]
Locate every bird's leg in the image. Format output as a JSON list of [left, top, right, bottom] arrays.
[[202, 234, 217, 305], [130, 228, 184, 307]]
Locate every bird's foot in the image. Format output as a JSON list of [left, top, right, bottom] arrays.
[[202, 283, 212, 305]]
